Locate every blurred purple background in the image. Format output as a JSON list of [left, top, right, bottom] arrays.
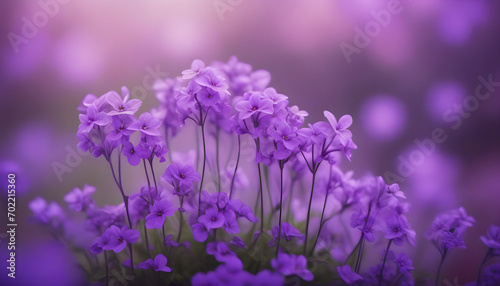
[[1, 0, 499, 284]]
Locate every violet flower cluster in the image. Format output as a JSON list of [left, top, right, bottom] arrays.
[[30, 57, 500, 286]]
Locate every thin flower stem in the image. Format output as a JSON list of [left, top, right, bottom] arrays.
[[144, 224, 151, 258], [379, 239, 393, 286], [143, 159, 152, 192], [104, 251, 109, 286], [216, 127, 221, 193], [128, 244, 136, 275], [198, 120, 207, 217], [285, 178, 296, 222], [107, 159, 133, 229], [303, 163, 320, 255], [176, 196, 185, 243], [258, 162, 265, 237], [435, 249, 448, 286], [345, 233, 363, 264], [476, 248, 493, 286], [229, 135, 241, 199], [149, 158, 158, 196], [354, 234, 366, 273], [163, 126, 173, 163], [309, 166, 333, 256], [276, 161, 285, 256], [195, 126, 200, 171]]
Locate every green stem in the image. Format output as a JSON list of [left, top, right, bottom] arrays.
[[276, 161, 285, 256]]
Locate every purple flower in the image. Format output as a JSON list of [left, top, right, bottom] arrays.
[[197, 87, 220, 107], [145, 200, 176, 229], [268, 222, 304, 246], [162, 163, 201, 190], [268, 121, 300, 151], [164, 234, 190, 249], [78, 105, 112, 134], [230, 236, 245, 249], [426, 207, 475, 240], [29, 197, 65, 227], [253, 270, 284, 286], [481, 225, 500, 249], [297, 122, 332, 146], [195, 68, 229, 95], [90, 230, 114, 255], [393, 253, 414, 274], [478, 263, 500, 286], [440, 230, 466, 250], [227, 199, 258, 223], [182, 59, 205, 79], [198, 207, 225, 230], [105, 87, 142, 116], [102, 225, 140, 253], [323, 111, 353, 146], [262, 87, 287, 104], [106, 115, 135, 143], [122, 142, 149, 166], [223, 211, 240, 234], [192, 223, 209, 242], [235, 92, 274, 120], [337, 265, 363, 285], [271, 253, 313, 281], [64, 184, 96, 212], [206, 241, 243, 270], [382, 214, 416, 246], [129, 112, 161, 137], [138, 254, 172, 272]]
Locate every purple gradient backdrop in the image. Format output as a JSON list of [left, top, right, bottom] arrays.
[[1, 1, 499, 285]]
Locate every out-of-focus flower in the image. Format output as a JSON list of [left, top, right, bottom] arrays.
[[64, 185, 96, 212], [271, 253, 313, 281], [138, 254, 172, 272], [268, 222, 304, 246], [481, 225, 500, 250], [337, 265, 363, 285]]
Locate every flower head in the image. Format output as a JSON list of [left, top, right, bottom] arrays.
[[64, 184, 96, 212], [271, 253, 313, 281], [138, 254, 172, 272], [481, 225, 500, 249], [145, 200, 176, 229], [102, 225, 140, 253], [105, 87, 142, 116]]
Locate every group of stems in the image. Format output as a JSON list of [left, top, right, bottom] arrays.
[[106, 149, 136, 276]]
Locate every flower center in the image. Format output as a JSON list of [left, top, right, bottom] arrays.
[[130, 149, 135, 154], [119, 105, 124, 111], [282, 135, 288, 140], [252, 106, 257, 111], [180, 174, 185, 179], [393, 227, 399, 233], [142, 125, 147, 130], [211, 217, 216, 221], [158, 211, 163, 216]]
